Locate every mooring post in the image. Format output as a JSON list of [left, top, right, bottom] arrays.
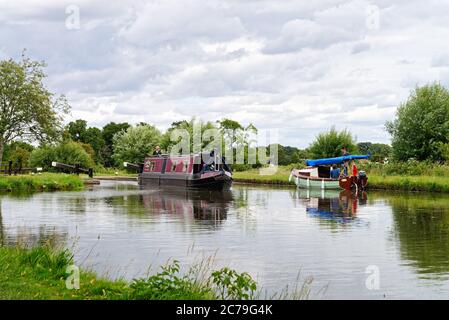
[[88, 168, 93, 178], [8, 160, 12, 176]]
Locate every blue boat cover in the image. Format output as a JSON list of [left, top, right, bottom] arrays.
[[306, 154, 370, 166]]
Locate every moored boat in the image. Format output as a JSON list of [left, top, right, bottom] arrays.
[[289, 154, 370, 191], [125, 151, 232, 190]]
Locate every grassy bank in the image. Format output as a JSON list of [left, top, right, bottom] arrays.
[[368, 175, 449, 192], [0, 244, 310, 300], [0, 173, 84, 192], [232, 166, 296, 185], [233, 166, 449, 192]]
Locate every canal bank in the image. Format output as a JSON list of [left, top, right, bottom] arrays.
[[0, 244, 303, 300], [94, 171, 449, 193], [0, 173, 84, 192], [232, 170, 449, 193]]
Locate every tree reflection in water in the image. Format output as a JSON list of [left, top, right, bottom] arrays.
[[385, 193, 449, 276]]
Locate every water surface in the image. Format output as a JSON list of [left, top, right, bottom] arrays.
[[1, 181, 449, 299]]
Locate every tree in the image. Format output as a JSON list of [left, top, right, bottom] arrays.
[[2, 141, 34, 168], [308, 127, 357, 158], [83, 127, 106, 163], [0, 54, 69, 164], [357, 142, 392, 162], [29, 141, 94, 171], [386, 83, 449, 162], [102, 122, 130, 166], [160, 118, 216, 154], [112, 124, 162, 165], [67, 119, 87, 141], [66, 120, 106, 164]]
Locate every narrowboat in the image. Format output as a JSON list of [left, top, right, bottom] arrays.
[[125, 152, 232, 190], [289, 155, 370, 192]]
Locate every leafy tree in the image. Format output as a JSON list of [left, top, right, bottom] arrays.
[[386, 83, 449, 162], [67, 119, 87, 141], [112, 124, 162, 165], [29, 141, 94, 171], [0, 54, 69, 164], [308, 127, 357, 158], [160, 118, 216, 154], [66, 120, 106, 164], [83, 127, 106, 163], [2, 141, 34, 168], [357, 142, 392, 162], [102, 122, 130, 166], [268, 144, 302, 165]]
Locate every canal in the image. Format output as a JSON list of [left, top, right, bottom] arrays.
[[1, 181, 449, 299]]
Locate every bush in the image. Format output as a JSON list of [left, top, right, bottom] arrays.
[[364, 160, 449, 177], [211, 267, 257, 300], [128, 260, 213, 300], [29, 141, 95, 171], [308, 127, 358, 158]]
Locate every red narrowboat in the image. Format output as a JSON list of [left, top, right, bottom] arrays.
[[127, 152, 232, 190]]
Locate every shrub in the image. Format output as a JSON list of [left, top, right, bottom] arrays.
[[128, 260, 213, 300], [29, 141, 94, 171], [211, 267, 257, 300], [308, 127, 358, 158]]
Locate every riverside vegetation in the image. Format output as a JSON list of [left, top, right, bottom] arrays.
[[232, 161, 449, 193], [0, 173, 84, 193], [0, 244, 312, 300]]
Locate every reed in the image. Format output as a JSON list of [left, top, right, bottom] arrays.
[[0, 173, 84, 192]]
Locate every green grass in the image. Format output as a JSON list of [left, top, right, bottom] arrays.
[[0, 245, 128, 300], [0, 173, 84, 192], [94, 166, 138, 177], [233, 165, 449, 192], [233, 166, 295, 185], [368, 175, 449, 193], [0, 244, 313, 300]]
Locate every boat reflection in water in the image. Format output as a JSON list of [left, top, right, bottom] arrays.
[[292, 189, 367, 224], [139, 187, 233, 226]]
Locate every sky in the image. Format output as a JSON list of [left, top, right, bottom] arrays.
[[1, 0, 449, 148]]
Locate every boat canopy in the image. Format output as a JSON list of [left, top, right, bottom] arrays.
[[306, 154, 370, 166]]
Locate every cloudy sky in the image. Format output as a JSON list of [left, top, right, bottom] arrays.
[[1, 0, 449, 147]]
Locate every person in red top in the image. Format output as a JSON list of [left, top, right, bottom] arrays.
[[352, 163, 358, 177]]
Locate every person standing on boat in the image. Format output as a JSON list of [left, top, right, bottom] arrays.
[[153, 146, 162, 157], [341, 146, 350, 176]]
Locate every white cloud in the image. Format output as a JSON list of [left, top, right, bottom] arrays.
[[1, 0, 449, 147]]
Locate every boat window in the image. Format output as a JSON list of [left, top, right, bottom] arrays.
[[149, 161, 156, 172], [171, 160, 177, 172], [182, 161, 189, 173], [317, 166, 331, 178]]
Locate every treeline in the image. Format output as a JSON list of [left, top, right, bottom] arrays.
[[2, 118, 392, 172], [1, 55, 447, 173]]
